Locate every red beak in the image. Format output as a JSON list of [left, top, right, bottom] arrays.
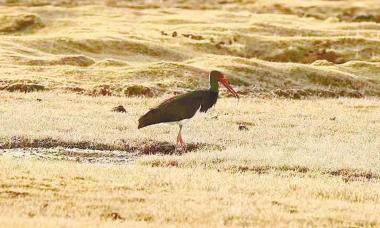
[[219, 76, 239, 98]]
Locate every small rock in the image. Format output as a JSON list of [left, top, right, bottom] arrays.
[[172, 31, 177, 37], [101, 211, 125, 221], [160, 31, 168, 36], [330, 117, 336, 121], [36, 98, 42, 102], [238, 125, 249, 131], [215, 41, 225, 49], [112, 105, 126, 113]]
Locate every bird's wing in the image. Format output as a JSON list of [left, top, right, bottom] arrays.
[[200, 91, 218, 113], [138, 91, 206, 128]]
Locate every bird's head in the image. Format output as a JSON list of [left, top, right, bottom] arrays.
[[210, 70, 239, 98]]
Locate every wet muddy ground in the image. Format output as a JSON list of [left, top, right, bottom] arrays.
[[0, 148, 139, 164], [0, 141, 218, 164]]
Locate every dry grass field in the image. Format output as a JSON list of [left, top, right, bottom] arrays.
[[0, 0, 380, 227]]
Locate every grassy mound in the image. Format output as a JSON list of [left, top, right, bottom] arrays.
[[17, 55, 95, 67], [94, 58, 129, 67], [0, 14, 43, 34]]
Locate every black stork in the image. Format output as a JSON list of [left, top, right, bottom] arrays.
[[138, 70, 239, 151]]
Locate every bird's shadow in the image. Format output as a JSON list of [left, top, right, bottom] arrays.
[[139, 140, 223, 155]]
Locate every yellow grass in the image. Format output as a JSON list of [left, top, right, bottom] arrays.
[[1, 155, 380, 227], [1, 0, 380, 226], [0, 92, 379, 226]]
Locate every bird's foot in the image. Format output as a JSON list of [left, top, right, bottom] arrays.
[[181, 141, 187, 151], [178, 145, 187, 153], [174, 142, 187, 154]]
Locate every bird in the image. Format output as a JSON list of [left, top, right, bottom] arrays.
[[138, 70, 239, 151]]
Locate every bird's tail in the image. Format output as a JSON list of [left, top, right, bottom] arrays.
[[138, 108, 161, 129]]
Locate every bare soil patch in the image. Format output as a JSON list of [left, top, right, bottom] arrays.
[[0, 83, 45, 93]]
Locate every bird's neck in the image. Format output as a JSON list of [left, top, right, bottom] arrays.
[[209, 78, 219, 93]]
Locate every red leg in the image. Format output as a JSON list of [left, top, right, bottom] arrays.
[[175, 124, 187, 152], [178, 125, 187, 152], [176, 131, 181, 150]]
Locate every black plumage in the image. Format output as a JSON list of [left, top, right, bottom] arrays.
[[138, 90, 218, 129]]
